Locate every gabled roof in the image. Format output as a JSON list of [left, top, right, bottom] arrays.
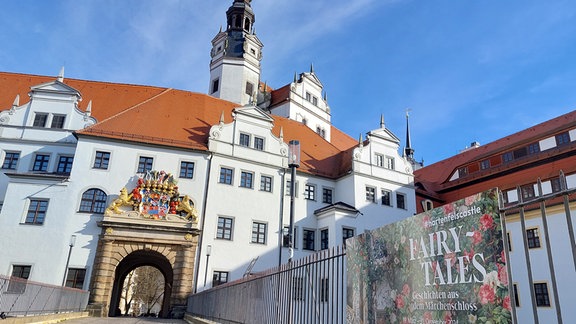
[[1, 71, 359, 179], [414, 109, 576, 193]]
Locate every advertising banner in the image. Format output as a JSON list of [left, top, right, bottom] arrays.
[[346, 189, 511, 323]]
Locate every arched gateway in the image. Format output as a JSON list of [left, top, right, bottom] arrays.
[[86, 171, 200, 318]]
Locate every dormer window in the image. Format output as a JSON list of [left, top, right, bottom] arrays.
[[312, 96, 318, 106], [33, 113, 48, 127], [51, 115, 66, 129], [305, 92, 311, 102]]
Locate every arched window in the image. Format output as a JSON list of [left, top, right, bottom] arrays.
[[235, 15, 242, 28], [79, 188, 107, 214], [244, 17, 251, 31]]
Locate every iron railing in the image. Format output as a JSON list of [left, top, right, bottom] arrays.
[[187, 246, 347, 324], [0, 275, 89, 318]]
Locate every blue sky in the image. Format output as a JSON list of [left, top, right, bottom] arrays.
[[1, 0, 575, 165]]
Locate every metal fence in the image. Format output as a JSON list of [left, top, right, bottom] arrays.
[[0, 275, 89, 318], [187, 246, 347, 324]]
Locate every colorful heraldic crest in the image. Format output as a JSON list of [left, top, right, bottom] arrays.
[[105, 170, 198, 223], [346, 189, 511, 324]]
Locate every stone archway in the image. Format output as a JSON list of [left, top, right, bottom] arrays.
[[86, 213, 199, 318], [109, 250, 173, 317]]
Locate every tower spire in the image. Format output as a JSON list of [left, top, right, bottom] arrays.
[[404, 109, 414, 159]]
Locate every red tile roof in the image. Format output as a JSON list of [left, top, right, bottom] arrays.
[[1, 71, 359, 179]]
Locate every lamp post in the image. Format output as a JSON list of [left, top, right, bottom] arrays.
[[62, 235, 76, 286], [287, 140, 300, 263], [203, 245, 212, 287]]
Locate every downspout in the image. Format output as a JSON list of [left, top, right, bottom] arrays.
[[278, 168, 286, 267], [193, 152, 213, 294]]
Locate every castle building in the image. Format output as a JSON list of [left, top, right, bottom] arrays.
[[0, 0, 416, 316]]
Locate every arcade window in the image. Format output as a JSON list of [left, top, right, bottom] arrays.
[[65, 268, 86, 289], [343, 227, 355, 245], [320, 229, 329, 250], [240, 133, 250, 147], [251, 222, 267, 244], [25, 199, 48, 225], [526, 228, 541, 249], [555, 132, 570, 146], [322, 188, 333, 204], [212, 271, 228, 287], [51, 115, 66, 129], [57, 156, 74, 174], [33, 113, 48, 127], [2, 151, 20, 170], [219, 167, 233, 185], [216, 217, 233, 240], [534, 282, 550, 307], [304, 184, 316, 200], [366, 186, 376, 203], [32, 154, 50, 172], [179, 161, 195, 179], [93, 151, 110, 170], [240, 171, 254, 188], [137, 156, 153, 173], [79, 189, 107, 214], [382, 189, 392, 206], [260, 175, 272, 192], [396, 193, 406, 210], [303, 229, 315, 251]]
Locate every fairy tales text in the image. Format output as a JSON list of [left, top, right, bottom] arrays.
[[409, 225, 487, 286]]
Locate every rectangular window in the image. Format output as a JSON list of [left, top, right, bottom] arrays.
[[513, 283, 520, 307], [521, 184, 535, 200], [480, 159, 490, 170], [320, 229, 329, 250], [254, 137, 264, 150], [293, 277, 304, 301], [51, 115, 66, 129], [93, 151, 110, 170], [179, 161, 195, 179], [534, 283, 550, 307], [286, 180, 298, 197], [555, 132, 570, 146], [252, 222, 267, 244], [396, 193, 406, 209], [65, 268, 86, 289], [528, 143, 540, 154], [216, 217, 233, 240], [322, 188, 333, 204], [137, 156, 153, 173], [33, 113, 48, 127], [8, 265, 31, 293], [211, 79, 219, 94], [366, 186, 375, 202], [502, 152, 514, 163], [513, 147, 528, 159], [381, 189, 392, 206], [320, 278, 329, 302], [239, 133, 250, 147], [304, 184, 316, 200], [219, 167, 233, 185], [312, 96, 318, 106], [240, 171, 254, 188], [32, 154, 50, 171], [526, 228, 541, 248], [375, 154, 384, 167], [2, 151, 20, 170], [212, 271, 228, 287], [25, 199, 48, 224], [57, 156, 74, 174], [305, 92, 311, 102], [283, 226, 298, 248], [343, 227, 355, 245], [303, 229, 315, 251], [260, 175, 272, 192], [550, 177, 562, 193], [385, 156, 395, 170], [458, 167, 468, 177], [245, 81, 254, 95]]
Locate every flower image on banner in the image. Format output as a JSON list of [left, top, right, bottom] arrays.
[[346, 189, 511, 324]]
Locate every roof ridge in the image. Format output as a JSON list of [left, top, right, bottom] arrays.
[[87, 87, 174, 126]]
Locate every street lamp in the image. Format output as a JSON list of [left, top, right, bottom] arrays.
[[62, 235, 76, 286], [287, 140, 300, 263], [203, 245, 212, 287]]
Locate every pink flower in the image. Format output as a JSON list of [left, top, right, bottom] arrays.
[[444, 312, 452, 322], [402, 284, 411, 296], [422, 215, 431, 228], [480, 214, 494, 230], [472, 231, 483, 244], [478, 283, 495, 304], [443, 204, 455, 215], [465, 195, 477, 206], [395, 295, 405, 309], [464, 248, 475, 261], [503, 295, 511, 310], [498, 264, 508, 286]]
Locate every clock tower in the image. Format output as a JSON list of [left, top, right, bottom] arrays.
[[209, 0, 263, 106]]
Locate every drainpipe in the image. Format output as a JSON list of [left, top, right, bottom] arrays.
[[193, 153, 213, 294]]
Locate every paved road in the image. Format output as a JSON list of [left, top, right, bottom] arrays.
[[63, 317, 188, 324]]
